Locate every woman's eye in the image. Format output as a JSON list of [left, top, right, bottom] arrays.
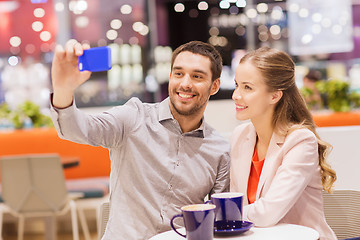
[[244, 85, 252, 90]]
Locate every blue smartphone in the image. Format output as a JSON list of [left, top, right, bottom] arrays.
[[78, 46, 112, 72]]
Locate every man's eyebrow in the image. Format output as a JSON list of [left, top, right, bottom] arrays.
[[172, 66, 183, 71], [172, 66, 208, 75], [194, 69, 208, 76]]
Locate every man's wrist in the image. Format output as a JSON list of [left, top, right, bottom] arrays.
[[51, 91, 74, 109]]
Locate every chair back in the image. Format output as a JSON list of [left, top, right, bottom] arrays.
[[0, 154, 68, 214], [98, 201, 110, 240], [323, 189, 360, 239]]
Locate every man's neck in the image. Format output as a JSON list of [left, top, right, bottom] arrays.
[[168, 100, 206, 133], [175, 114, 203, 133]]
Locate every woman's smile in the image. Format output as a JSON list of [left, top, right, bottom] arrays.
[[235, 104, 248, 111]]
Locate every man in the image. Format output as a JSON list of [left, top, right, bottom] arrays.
[[50, 39, 230, 240]]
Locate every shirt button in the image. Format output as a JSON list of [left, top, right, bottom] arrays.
[[169, 184, 172, 190]]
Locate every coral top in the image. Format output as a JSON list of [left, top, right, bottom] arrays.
[[247, 146, 265, 204]]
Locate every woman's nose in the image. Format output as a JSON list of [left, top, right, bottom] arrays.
[[232, 88, 241, 101]]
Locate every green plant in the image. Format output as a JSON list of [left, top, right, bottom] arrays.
[[0, 101, 53, 129], [0, 103, 11, 119], [300, 87, 322, 110], [349, 92, 360, 108], [316, 79, 352, 112]]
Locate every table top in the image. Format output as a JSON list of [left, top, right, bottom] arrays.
[[149, 223, 320, 240]]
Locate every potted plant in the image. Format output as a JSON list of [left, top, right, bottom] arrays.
[[313, 79, 360, 112], [315, 79, 351, 112], [0, 101, 53, 129]]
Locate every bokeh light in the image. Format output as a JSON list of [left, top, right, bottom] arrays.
[[174, 3, 185, 12], [9, 36, 21, 47], [121, 4, 132, 14], [33, 8, 45, 18]]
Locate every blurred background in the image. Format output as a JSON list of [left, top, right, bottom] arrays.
[[0, 0, 359, 113], [1, 1, 360, 239]]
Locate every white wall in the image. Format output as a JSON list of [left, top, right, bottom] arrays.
[[317, 126, 360, 190], [204, 99, 242, 139]]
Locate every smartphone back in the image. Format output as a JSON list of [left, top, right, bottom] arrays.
[[78, 46, 112, 72]]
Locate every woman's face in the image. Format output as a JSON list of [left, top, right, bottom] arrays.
[[232, 62, 279, 122]]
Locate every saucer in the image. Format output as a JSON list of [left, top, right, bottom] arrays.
[[214, 220, 254, 236]]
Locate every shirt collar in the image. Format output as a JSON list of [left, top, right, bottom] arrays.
[[159, 97, 173, 122], [159, 97, 205, 138]]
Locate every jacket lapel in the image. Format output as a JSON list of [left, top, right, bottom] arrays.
[[232, 125, 257, 200], [256, 131, 285, 198]]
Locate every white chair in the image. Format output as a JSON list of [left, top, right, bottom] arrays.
[[0, 154, 81, 240], [75, 194, 109, 240], [323, 189, 360, 239], [98, 201, 110, 240], [0, 203, 11, 240], [66, 177, 110, 240]]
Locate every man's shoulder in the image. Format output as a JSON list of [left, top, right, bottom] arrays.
[[204, 122, 230, 146], [124, 97, 144, 107], [122, 97, 160, 111]]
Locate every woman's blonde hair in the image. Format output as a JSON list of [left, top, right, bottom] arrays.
[[240, 47, 336, 193]]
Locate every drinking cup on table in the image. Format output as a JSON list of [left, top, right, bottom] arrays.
[[170, 204, 216, 240], [208, 192, 244, 229]]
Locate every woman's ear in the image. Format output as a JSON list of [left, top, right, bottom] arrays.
[[210, 78, 221, 96], [271, 90, 283, 104]]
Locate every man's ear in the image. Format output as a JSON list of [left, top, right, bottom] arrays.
[[210, 78, 221, 96], [271, 90, 283, 104]]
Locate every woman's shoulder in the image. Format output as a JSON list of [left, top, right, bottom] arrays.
[[284, 126, 317, 145], [233, 121, 253, 134], [231, 121, 254, 142]]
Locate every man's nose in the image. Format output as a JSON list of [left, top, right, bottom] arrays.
[[180, 74, 192, 89]]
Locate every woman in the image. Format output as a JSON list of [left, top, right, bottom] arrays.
[[230, 47, 337, 240]]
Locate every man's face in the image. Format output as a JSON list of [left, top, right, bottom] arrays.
[[168, 51, 219, 117]]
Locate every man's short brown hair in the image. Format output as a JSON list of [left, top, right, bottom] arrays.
[[171, 41, 223, 82]]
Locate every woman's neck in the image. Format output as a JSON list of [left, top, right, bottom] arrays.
[[252, 114, 274, 159]]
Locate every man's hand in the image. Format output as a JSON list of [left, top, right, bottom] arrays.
[[51, 39, 91, 108]]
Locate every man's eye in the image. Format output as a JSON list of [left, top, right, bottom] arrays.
[[174, 72, 182, 76]]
